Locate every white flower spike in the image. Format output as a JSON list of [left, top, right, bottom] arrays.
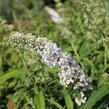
[[4, 32, 92, 105]]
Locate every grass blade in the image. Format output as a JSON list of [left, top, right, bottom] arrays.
[[83, 85, 109, 109]]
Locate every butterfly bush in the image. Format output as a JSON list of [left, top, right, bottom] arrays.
[[3, 32, 92, 105]]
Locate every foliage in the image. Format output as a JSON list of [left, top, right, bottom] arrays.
[[83, 85, 109, 109], [0, 0, 109, 109]]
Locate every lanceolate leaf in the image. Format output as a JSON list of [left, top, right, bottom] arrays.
[[64, 90, 74, 109], [83, 85, 109, 109], [34, 91, 45, 109], [0, 71, 26, 85], [48, 98, 63, 109]]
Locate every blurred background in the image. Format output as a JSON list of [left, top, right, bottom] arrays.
[[0, 0, 109, 109]]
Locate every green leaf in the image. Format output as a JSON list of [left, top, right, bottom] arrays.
[[45, 67, 59, 73], [0, 71, 26, 85], [83, 85, 109, 109], [48, 98, 63, 109], [34, 91, 45, 109], [79, 42, 99, 58], [64, 90, 74, 109]]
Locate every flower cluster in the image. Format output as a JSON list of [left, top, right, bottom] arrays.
[[75, 91, 87, 106], [4, 32, 92, 105]]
